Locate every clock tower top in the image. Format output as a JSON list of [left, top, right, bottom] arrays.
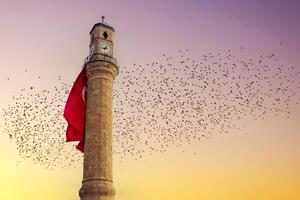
[[85, 17, 118, 71], [89, 16, 114, 51], [89, 16, 114, 47]]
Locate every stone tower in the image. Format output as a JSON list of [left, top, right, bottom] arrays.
[[79, 17, 118, 200]]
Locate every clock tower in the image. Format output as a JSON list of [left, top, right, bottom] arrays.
[[87, 16, 115, 59], [79, 17, 118, 200]]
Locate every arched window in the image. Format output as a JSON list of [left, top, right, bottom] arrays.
[[103, 31, 108, 39]]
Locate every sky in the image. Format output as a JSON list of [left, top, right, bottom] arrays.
[[0, 0, 300, 200]]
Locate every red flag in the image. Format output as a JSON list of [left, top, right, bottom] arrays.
[[64, 67, 87, 152]]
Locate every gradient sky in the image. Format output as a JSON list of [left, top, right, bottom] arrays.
[[0, 0, 300, 200]]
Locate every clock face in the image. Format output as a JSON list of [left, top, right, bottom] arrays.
[[99, 43, 110, 54]]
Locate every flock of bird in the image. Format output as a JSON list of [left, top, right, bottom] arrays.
[[1, 48, 299, 168]]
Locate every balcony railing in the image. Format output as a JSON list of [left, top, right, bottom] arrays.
[[84, 53, 118, 69]]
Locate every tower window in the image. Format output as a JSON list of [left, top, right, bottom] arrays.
[[103, 31, 108, 39]]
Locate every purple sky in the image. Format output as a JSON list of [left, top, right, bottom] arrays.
[[1, 0, 299, 71]]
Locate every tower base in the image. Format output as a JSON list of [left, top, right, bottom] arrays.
[[79, 180, 115, 200]]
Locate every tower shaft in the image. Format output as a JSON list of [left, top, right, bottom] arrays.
[[79, 60, 117, 200]]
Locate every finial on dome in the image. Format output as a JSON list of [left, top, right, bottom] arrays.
[[101, 16, 105, 23]]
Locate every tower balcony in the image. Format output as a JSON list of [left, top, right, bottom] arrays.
[[84, 53, 118, 70]]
